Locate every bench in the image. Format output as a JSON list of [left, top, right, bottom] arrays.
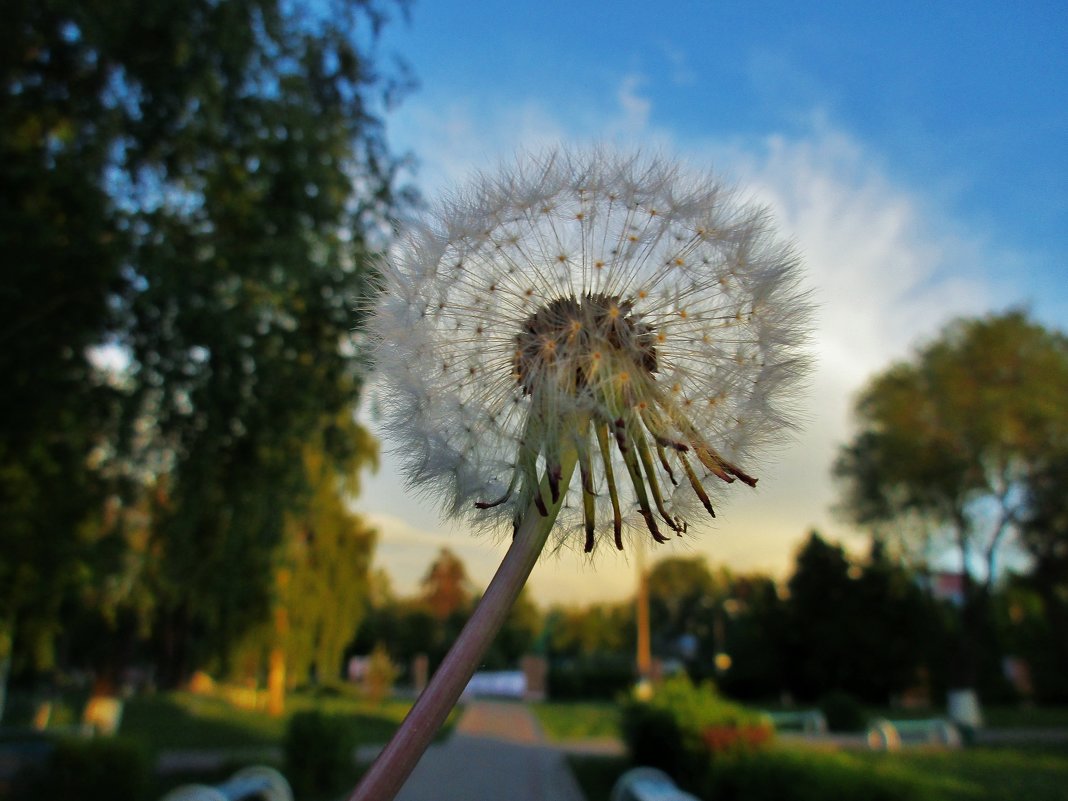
[[762, 709, 828, 734], [866, 717, 961, 751], [21, 696, 123, 737], [158, 765, 292, 801], [611, 767, 701, 801]]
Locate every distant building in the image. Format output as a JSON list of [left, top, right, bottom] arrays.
[[927, 571, 965, 606]]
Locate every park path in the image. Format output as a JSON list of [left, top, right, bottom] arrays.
[[392, 700, 587, 801]]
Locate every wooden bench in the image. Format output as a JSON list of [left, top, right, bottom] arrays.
[[866, 717, 962, 750], [158, 765, 292, 801], [26, 696, 124, 737], [611, 767, 702, 801], [763, 709, 828, 734]]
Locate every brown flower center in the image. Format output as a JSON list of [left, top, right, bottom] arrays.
[[513, 294, 658, 396]]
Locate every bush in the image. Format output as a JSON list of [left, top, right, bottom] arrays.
[[819, 691, 869, 732], [11, 737, 150, 801], [701, 749, 937, 801], [283, 710, 356, 797], [549, 655, 635, 700], [621, 676, 771, 788], [620, 701, 689, 779], [364, 644, 398, 703]]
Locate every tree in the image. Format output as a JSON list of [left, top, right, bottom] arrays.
[[716, 573, 788, 700], [482, 587, 541, 669], [646, 557, 722, 673], [782, 532, 857, 700], [1, 0, 130, 699], [835, 311, 1068, 689], [547, 602, 634, 658], [280, 427, 378, 688], [228, 414, 379, 711], [1, 0, 412, 686], [544, 601, 636, 699], [1017, 454, 1068, 696], [781, 531, 931, 703], [419, 549, 473, 622], [849, 540, 939, 702]]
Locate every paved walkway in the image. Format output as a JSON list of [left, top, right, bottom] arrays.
[[392, 701, 587, 801]]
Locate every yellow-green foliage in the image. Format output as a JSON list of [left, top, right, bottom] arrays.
[[621, 675, 770, 784]]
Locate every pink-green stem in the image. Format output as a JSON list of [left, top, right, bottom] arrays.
[[347, 456, 576, 801]]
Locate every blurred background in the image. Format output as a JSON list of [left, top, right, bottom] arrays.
[[1, 2, 1066, 800]]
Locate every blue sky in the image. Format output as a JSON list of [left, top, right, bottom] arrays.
[[356, 1, 1068, 603]]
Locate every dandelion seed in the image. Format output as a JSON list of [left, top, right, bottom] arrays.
[[370, 148, 811, 554]]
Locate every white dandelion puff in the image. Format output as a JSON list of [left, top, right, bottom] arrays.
[[370, 148, 812, 554]]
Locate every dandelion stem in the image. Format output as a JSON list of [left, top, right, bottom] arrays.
[[595, 422, 624, 549], [347, 448, 577, 801]]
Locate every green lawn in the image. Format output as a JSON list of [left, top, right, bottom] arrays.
[[569, 744, 1068, 801], [8, 689, 453, 801], [545, 699, 1068, 801], [118, 689, 418, 753], [530, 700, 621, 741], [855, 745, 1068, 801], [981, 706, 1068, 728]]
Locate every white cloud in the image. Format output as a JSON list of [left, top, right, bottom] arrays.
[[659, 42, 696, 86], [367, 83, 1001, 603], [615, 74, 652, 132], [363, 511, 509, 597]]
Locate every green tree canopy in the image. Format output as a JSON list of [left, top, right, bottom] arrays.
[[228, 414, 379, 688], [1017, 454, 1068, 691], [834, 310, 1068, 685], [419, 548, 474, 622], [646, 556, 722, 670], [781, 531, 931, 703], [2, 0, 411, 684]]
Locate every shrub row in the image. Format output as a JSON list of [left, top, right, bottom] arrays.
[[621, 676, 934, 801], [9, 737, 150, 801], [703, 749, 938, 801], [620, 675, 772, 786], [549, 655, 635, 700], [283, 710, 358, 798]]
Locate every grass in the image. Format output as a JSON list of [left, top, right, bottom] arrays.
[[4, 686, 455, 801], [531, 700, 621, 741], [569, 744, 1068, 801], [757, 702, 1068, 729], [568, 754, 628, 801], [118, 688, 417, 753], [851, 744, 1068, 801], [981, 706, 1068, 728], [549, 698, 1068, 801]]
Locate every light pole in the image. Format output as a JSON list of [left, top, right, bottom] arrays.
[[635, 539, 652, 690]]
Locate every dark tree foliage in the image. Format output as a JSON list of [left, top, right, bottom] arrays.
[[419, 548, 474, 622], [480, 587, 541, 670], [835, 311, 1068, 687], [646, 556, 719, 668], [782, 532, 931, 704], [1017, 455, 1068, 697], [783, 533, 856, 700], [716, 574, 789, 700], [1, 0, 412, 682], [645, 556, 775, 683], [1, 0, 130, 673]]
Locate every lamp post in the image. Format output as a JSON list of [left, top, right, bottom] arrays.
[[636, 539, 652, 683]]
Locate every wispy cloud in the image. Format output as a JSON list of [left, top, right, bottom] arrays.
[[659, 42, 695, 86], [366, 80, 1002, 601], [615, 74, 652, 132], [364, 511, 509, 596]]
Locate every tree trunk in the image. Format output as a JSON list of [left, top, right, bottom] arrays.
[[267, 601, 288, 716], [947, 519, 983, 729], [636, 547, 651, 681], [0, 621, 12, 725]]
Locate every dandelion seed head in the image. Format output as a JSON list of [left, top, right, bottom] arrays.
[[370, 148, 812, 554]]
